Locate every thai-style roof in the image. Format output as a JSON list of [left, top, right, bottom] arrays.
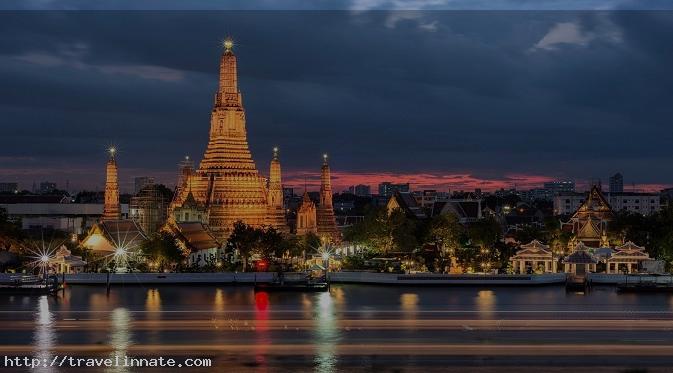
[[511, 240, 552, 259], [564, 250, 597, 264], [616, 241, 645, 252], [520, 239, 550, 251], [81, 219, 147, 253], [387, 191, 426, 219], [573, 241, 597, 252], [609, 241, 649, 259], [298, 191, 316, 212], [175, 222, 220, 252], [576, 217, 602, 239], [181, 191, 201, 209], [52, 246, 87, 267], [433, 200, 481, 221], [571, 185, 613, 220]]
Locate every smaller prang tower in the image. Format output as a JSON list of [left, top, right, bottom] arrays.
[[316, 154, 340, 243], [102, 147, 121, 221], [266, 147, 289, 233]]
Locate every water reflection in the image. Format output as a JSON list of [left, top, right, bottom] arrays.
[[33, 296, 56, 373], [253, 292, 271, 370], [314, 291, 338, 373], [400, 293, 419, 320], [476, 290, 495, 319], [145, 289, 161, 344], [108, 308, 132, 373], [145, 289, 161, 313], [213, 288, 225, 313]]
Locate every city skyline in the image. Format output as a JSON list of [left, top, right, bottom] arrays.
[[1, 9, 673, 193]]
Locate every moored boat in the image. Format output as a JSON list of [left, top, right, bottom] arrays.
[[254, 271, 329, 292], [0, 275, 61, 295]]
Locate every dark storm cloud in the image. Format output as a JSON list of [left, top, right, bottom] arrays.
[[0, 9, 672, 192]]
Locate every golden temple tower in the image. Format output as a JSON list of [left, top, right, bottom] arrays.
[[102, 147, 121, 221], [171, 38, 269, 240], [266, 147, 289, 233], [316, 154, 340, 243]]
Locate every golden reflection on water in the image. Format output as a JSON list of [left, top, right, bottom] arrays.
[[145, 289, 161, 344], [331, 287, 346, 308], [476, 290, 495, 319], [108, 308, 131, 373], [213, 288, 225, 313], [301, 293, 313, 319], [401, 293, 419, 327], [145, 289, 161, 313], [33, 296, 55, 373], [314, 291, 337, 373], [90, 292, 117, 311]]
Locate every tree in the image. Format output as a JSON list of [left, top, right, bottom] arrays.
[[140, 231, 184, 271], [226, 221, 261, 272], [256, 227, 284, 260], [426, 214, 463, 254], [343, 208, 418, 253], [468, 217, 502, 250]]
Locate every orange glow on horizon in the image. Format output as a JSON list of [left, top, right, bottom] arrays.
[[282, 170, 669, 193]]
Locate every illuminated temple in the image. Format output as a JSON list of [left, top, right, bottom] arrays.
[[561, 185, 612, 250], [170, 39, 299, 240]]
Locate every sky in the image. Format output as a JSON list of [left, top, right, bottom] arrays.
[[1, 1, 672, 193]]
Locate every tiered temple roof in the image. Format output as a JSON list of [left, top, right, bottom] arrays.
[[562, 185, 612, 249], [170, 39, 277, 241]]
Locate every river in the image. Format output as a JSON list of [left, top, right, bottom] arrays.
[[2, 284, 673, 372]]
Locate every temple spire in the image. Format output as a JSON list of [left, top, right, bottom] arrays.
[[268, 147, 282, 206], [102, 146, 121, 221], [320, 154, 332, 209], [216, 37, 241, 108], [316, 153, 340, 243], [266, 146, 288, 233]]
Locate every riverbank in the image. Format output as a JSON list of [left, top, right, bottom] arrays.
[[2, 272, 660, 286]]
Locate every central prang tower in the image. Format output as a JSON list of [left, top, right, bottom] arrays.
[[172, 38, 270, 240]]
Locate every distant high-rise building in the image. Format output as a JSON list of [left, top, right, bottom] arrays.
[[543, 180, 575, 194], [609, 173, 624, 194], [378, 182, 410, 197], [0, 182, 18, 193], [348, 184, 371, 197], [39, 182, 57, 194], [282, 187, 294, 199], [134, 176, 155, 195]]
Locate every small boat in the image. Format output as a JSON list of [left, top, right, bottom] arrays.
[[0, 275, 61, 295], [254, 281, 329, 292], [254, 271, 329, 293]]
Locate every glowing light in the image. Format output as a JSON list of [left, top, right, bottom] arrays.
[[223, 38, 234, 51], [114, 247, 127, 257], [108, 146, 116, 157], [321, 252, 330, 261], [40, 255, 50, 263]]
